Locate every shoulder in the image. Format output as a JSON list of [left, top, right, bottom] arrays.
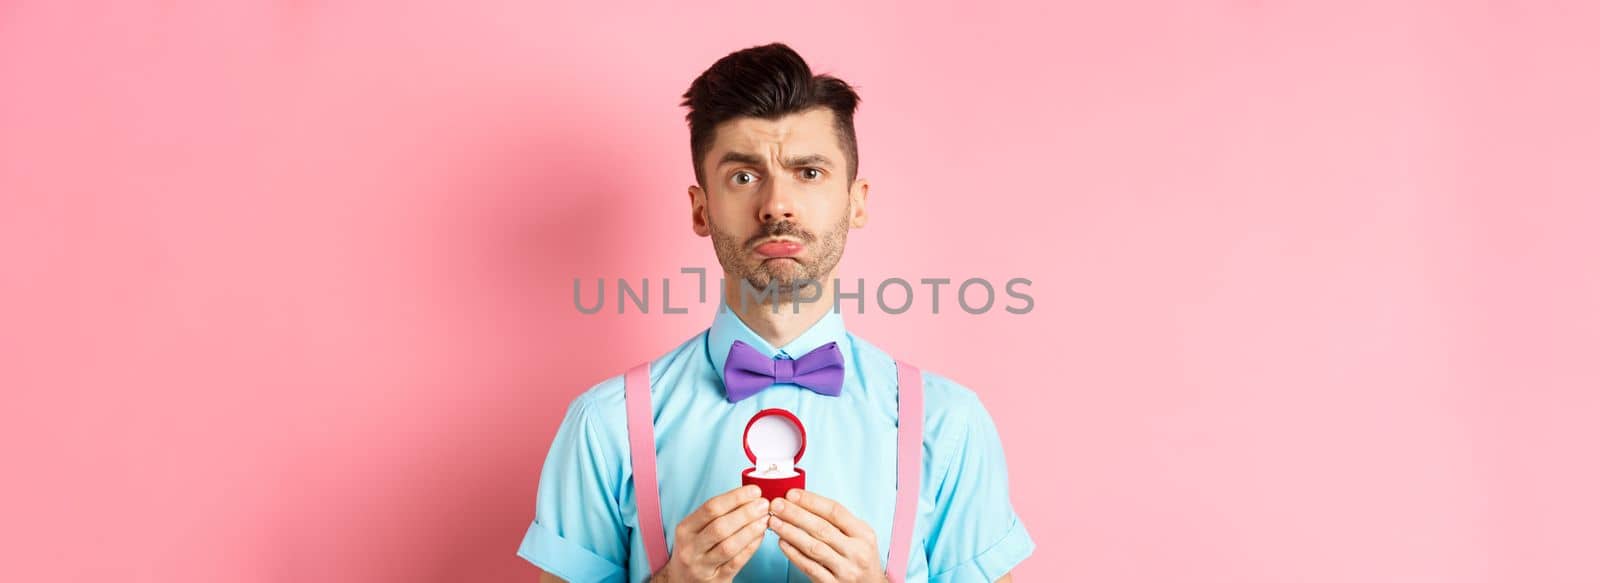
[[551, 373, 627, 457], [555, 330, 712, 443], [902, 367, 1013, 503], [847, 334, 995, 447], [916, 367, 992, 449]]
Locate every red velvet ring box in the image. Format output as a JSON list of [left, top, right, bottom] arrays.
[[741, 408, 807, 501]]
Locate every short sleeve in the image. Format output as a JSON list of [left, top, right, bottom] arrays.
[[516, 388, 631, 583], [925, 390, 1036, 582]]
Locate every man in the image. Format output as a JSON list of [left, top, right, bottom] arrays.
[[517, 43, 1033, 583]]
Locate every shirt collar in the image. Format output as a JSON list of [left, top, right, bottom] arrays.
[[707, 302, 852, 388]]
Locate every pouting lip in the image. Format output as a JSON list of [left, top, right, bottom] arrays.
[[749, 237, 805, 250], [753, 239, 805, 261]]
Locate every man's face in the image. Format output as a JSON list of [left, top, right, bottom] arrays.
[[689, 107, 869, 301]]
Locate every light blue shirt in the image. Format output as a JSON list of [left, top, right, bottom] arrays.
[[517, 305, 1034, 582]]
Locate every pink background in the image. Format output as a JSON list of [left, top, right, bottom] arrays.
[[3, 2, 1597, 582]]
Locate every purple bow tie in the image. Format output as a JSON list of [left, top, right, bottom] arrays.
[[723, 340, 845, 403]]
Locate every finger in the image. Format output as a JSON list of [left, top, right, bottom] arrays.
[[771, 495, 848, 555], [786, 489, 873, 539], [713, 523, 765, 579], [769, 512, 851, 575], [779, 539, 838, 583], [704, 512, 769, 566], [696, 498, 769, 558], [680, 485, 760, 535]]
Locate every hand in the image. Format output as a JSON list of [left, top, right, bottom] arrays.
[[768, 489, 886, 583], [654, 485, 770, 583]]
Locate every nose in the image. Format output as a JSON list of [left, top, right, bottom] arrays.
[[758, 178, 797, 223]]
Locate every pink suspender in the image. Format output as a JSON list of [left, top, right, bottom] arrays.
[[624, 363, 671, 575], [624, 361, 925, 582], [886, 361, 924, 583]]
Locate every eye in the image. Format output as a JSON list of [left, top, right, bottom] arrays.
[[731, 171, 757, 186], [799, 168, 824, 181]]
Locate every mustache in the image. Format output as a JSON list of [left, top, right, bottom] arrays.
[[744, 221, 816, 249]]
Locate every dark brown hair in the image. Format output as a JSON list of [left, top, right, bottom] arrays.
[[681, 43, 862, 186]]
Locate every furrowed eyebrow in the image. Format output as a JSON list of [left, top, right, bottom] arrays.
[[715, 152, 836, 169], [716, 152, 764, 168], [783, 154, 834, 169]]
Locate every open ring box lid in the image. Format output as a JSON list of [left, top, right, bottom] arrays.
[[743, 408, 806, 479]]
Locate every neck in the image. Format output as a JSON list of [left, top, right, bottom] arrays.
[[721, 272, 837, 349]]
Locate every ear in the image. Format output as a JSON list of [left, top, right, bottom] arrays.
[[689, 184, 711, 237], [848, 178, 869, 229]]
